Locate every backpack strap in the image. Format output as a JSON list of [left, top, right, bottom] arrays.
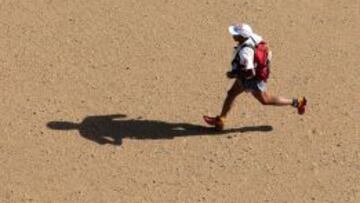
[[240, 43, 255, 51], [240, 37, 256, 51], [250, 36, 257, 47]]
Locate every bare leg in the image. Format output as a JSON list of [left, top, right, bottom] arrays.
[[252, 91, 293, 106], [220, 80, 245, 117]]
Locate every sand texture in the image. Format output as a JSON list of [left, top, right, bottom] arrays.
[[0, 0, 359, 202]]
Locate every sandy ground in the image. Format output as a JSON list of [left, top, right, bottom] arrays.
[[0, 0, 359, 202]]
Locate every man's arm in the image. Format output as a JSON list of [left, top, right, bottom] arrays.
[[239, 47, 256, 79]]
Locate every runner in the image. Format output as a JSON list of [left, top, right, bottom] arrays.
[[204, 23, 307, 131]]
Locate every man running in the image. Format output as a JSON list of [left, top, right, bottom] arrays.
[[204, 23, 307, 131]]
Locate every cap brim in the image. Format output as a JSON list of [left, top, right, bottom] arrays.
[[228, 26, 240, 36]]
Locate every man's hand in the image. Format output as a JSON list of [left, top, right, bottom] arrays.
[[226, 71, 236, 79], [243, 69, 256, 79]]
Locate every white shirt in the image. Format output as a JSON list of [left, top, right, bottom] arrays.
[[231, 33, 263, 71]]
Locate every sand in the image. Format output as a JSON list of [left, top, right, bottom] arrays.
[[0, 0, 359, 202]]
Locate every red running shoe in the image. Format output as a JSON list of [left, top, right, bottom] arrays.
[[203, 115, 225, 131], [297, 97, 307, 115]]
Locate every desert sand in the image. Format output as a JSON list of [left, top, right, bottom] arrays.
[[0, 0, 359, 202]]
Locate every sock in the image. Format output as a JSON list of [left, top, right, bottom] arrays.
[[292, 98, 298, 107]]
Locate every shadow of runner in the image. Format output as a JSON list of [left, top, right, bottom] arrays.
[[47, 114, 273, 145]]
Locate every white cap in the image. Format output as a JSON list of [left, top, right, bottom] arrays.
[[228, 23, 253, 38]]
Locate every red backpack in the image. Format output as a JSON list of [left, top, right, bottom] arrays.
[[244, 38, 271, 82]]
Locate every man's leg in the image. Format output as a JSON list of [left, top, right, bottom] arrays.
[[203, 80, 245, 130], [252, 91, 307, 114], [252, 91, 292, 106], [220, 80, 245, 118]]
